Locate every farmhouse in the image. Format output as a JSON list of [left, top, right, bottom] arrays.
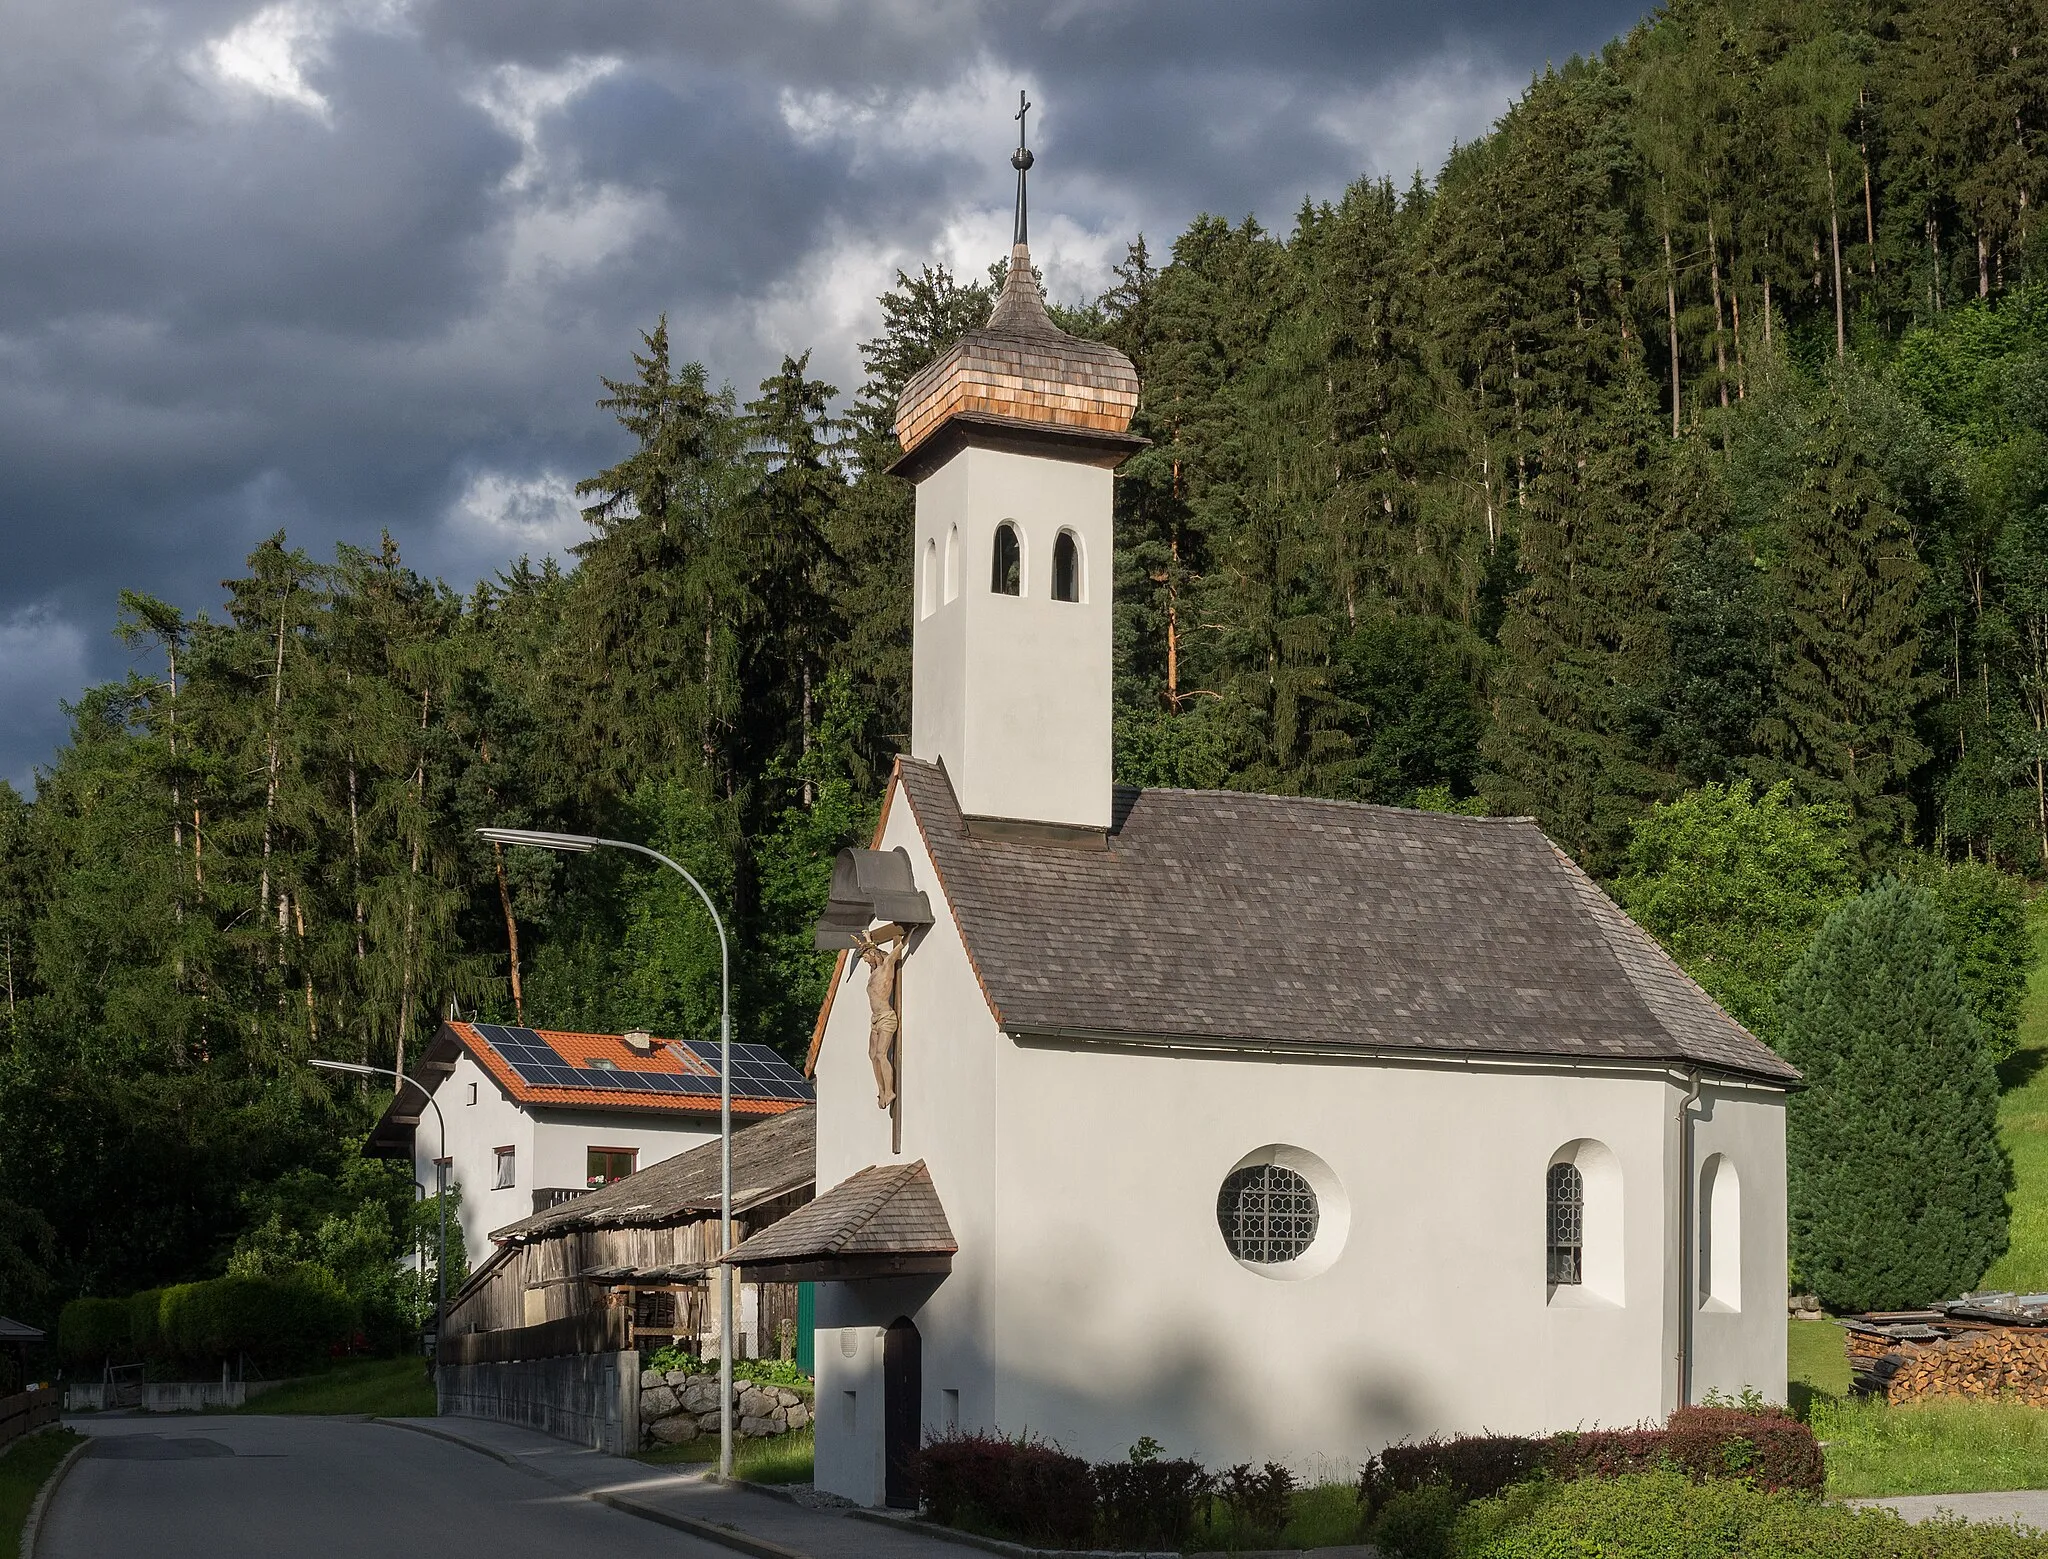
[[443, 1105, 816, 1365], [369, 1019, 813, 1268], [727, 144, 1799, 1509]]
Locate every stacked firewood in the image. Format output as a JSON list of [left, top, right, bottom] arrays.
[[1883, 1328, 2048, 1404], [1841, 1296, 2048, 1404]]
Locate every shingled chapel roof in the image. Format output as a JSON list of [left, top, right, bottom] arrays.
[[852, 759, 1797, 1086]]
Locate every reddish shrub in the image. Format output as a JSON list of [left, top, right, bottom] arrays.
[[911, 1433, 1095, 1547], [1093, 1457, 1213, 1549], [1548, 1409, 1823, 1496], [1659, 1406, 1825, 1494], [1361, 1409, 1824, 1516], [1359, 1434, 1551, 1516]]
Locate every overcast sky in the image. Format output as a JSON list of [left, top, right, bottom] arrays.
[[0, 0, 1653, 790]]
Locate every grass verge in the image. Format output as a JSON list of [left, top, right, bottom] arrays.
[[233, 1356, 434, 1416], [637, 1425, 815, 1484], [0, 1429, 84, 1554], [1794, 1314, 2048, 1497], [1811, 1394, 2048, 1498], [1189, 1481, 1364, 1551], [1983, 900, 2048, 1292]]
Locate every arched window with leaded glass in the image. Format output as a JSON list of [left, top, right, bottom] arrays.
[[1546, 1161, 1584, 1285]]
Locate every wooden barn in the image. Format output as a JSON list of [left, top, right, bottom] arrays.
[[441, 1105, 815, 1364]]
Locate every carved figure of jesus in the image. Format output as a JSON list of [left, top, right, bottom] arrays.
[[851, 923, 907, 1110]]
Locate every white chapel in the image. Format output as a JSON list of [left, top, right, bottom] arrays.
[[724, 118, 1798, 1510]]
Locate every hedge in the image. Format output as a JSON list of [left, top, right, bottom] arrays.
[[58, 1273, 354, 1374], [914, 1435, 1097, 1548], [1358, 1407, 1824, 1521], [1451, 1467, 2048, 1558], [54, 1299, 127, 1366]]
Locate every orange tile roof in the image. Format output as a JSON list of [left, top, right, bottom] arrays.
[[451, 1022, 808, 1118]]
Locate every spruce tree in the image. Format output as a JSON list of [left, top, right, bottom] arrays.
[[1758, 366, 1932, 855], [1781, 879, 2010, 1311]]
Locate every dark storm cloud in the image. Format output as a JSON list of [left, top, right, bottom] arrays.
[[0, 0, 1648, 789]]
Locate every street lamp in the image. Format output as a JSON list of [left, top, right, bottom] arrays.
[[309, 1059, 449, 1350], [478, 825, 737, 1481]]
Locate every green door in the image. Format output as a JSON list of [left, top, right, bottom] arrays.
[[796, 1282, 815, 1375]]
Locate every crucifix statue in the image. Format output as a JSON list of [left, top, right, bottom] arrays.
[[851, 923, 907, 1111]]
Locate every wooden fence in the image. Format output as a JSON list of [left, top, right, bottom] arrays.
[[0, 1387, 58, 1452], [437, 1309, 624, 1368]]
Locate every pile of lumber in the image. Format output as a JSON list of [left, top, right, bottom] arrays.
[[1882, 1328, 2048, 1405]]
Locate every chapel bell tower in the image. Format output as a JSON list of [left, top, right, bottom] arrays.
[[892, 95, 1144, 834]]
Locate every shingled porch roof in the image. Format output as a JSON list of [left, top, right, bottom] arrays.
[[723, 1161, 957, 1284], [831, 759, 1796, 1087]]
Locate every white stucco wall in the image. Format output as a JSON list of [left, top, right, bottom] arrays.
[[416, 1052, 534, 1270], [1688, 1083, 1789, 1404], [809, 777, 1792, 1505], [412, 1051, 723, 1270], [909, 443, 1114, 830]]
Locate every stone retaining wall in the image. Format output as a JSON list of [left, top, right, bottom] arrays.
[[639, 1368, 810, 1445]]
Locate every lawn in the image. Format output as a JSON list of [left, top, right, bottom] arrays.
[[232, 1356, 435, 1416], [0, 1429, 83, 1554], [1792, 1317, 2048, 1496], [638, 1424, 815, 1484], [1982, 899, 2048, 1292]]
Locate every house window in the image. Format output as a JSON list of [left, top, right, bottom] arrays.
[[433, 1157, 451, 1196], [588, 1147, 637, 1188], [990, 522, 1022, 595], [1547, 1162, 1584, 1285], [1052, 531, 1080, 602], [494, 1146, 516, 1191], [1216, 1163, 1318, 1264], [921, 537, 938, 618], [467, 1081, 477, 1106]]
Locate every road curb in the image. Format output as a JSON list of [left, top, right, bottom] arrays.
[[373, 1418, 810, 1559], [18, 1434, 91, 1559], [847, 1508, 1177, 1559]]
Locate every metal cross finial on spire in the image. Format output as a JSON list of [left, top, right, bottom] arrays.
[[1011, 90, 1034, 248]]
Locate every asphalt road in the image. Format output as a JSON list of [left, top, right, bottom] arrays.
[[39, 1416, 735, 1559]]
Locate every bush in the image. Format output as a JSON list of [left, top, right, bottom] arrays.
[[1926, 861, 2035, 1064], [60, 1273, 353, 1377], [55, 1298, 129, 1366], [1371, 1484, 1465, 1559], [1217, 1460, 1297, 1542], [1451, 1466, 2048, 1558], [1782, 880, 2012, 1310], [1360, 1409, 1824, 1522], [128, 1288, 165, 1359], [911, 1433, 1095, 1548], [1360, 1433, 1552, 1517], [1093, 1455, 1212, 1549]]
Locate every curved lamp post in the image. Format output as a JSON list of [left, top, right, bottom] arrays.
[[478, 826, 736, 1482], [309, 1059, 449, 1348]]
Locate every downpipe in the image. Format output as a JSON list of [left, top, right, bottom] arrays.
[[1675, 1068, 1701, 1408]]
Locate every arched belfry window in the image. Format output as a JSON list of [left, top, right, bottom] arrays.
[[1546, 1161, 1584, 1285], [991, 522, 1022, 596], [1052, 530, 1081, 602], [921, 537, 938, 619]]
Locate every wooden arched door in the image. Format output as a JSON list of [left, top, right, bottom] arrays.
[[883, 1316, 922, 1509]]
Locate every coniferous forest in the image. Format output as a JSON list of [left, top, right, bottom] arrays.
[[4, 0, 2048, 1332]]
